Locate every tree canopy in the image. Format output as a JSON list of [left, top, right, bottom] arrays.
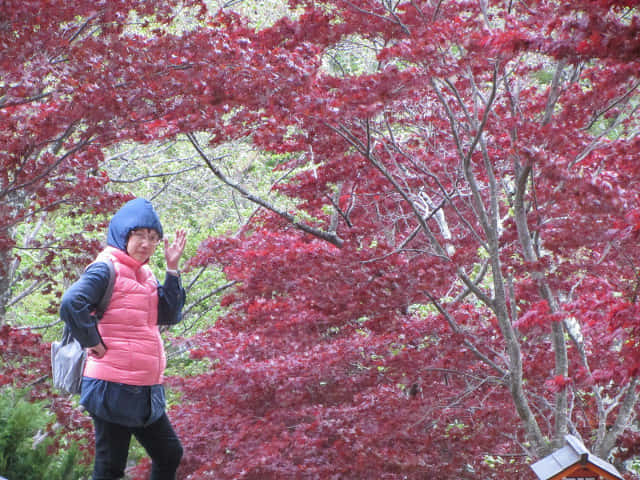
[[2, 1, 640, 478]]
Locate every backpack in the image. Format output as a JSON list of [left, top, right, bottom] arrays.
[[51, 260, 115, 395]]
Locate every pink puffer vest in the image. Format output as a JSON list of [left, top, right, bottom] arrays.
[[83, 246, 166, 386]]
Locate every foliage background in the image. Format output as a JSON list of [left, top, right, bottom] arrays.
[[2, 1, 640, 479]]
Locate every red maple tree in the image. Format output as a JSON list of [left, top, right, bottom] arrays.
[[0, 0, 196, 317], [3, 1, 640, 479], [175, 1, 640, 478]]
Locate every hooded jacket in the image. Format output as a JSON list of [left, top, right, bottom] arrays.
[[85, 198, 166, 385], [106, 198, 164, 251], [60, 198, 184, 425]]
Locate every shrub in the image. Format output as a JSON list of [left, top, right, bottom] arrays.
[[0, 388, 91, 480]]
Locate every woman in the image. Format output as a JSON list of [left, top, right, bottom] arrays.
[[60, 198, 187, 480]]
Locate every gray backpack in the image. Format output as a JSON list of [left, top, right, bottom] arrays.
[[51, 260, 115, 395]]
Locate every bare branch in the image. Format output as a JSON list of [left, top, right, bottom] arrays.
[[187, 132, 344, 248], [16, 318, 63, 330], [596, 376, 639, 458], [0, 139, 90, 201], [542, 59, 568, 126], [110, 164, 204, 183], [182, 281, 238, 318], [424, 290, 506, 376]]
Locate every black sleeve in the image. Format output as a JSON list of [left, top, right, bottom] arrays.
[[157, 273, 186, 326], [59, 262, 111, 348]]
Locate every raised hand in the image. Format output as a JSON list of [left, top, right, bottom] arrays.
[[164, 228, 187, 271]]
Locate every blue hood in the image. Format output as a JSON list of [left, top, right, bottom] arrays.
[[107, 198, 163, 251]]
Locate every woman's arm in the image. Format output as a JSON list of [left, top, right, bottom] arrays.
[[157, 228, 187, 326], [157, 273, 186, 326], [59, 262, 111, 350]]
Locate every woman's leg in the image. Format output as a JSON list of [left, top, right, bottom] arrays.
[[91, 415, 132, 480], [133, 413, 183, 480]]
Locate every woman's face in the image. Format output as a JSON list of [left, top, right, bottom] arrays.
[[126, 228, 160, 263]]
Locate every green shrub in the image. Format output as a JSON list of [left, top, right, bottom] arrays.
[[0, 389, 90, 480]]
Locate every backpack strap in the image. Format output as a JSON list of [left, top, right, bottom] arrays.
[[94, 259, 116, 320]]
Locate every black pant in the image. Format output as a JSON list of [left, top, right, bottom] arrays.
[[91, 412, 183, 480]]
